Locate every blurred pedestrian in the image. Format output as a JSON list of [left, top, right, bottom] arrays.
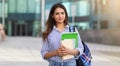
[[0, 23, 6, 41], [41, 3, 83, 66]]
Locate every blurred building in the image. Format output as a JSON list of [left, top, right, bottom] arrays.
[[0, 0, 120, 37], [91, 0, 120, 30], [0, 0, 41, 36], [81, 0, 120, 45]]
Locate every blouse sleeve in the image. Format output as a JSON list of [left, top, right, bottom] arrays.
[[41, 39, 49, 59]]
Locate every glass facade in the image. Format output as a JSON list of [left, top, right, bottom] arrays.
[[62, 0, 90, 30], [8, 0, 16, 13], [0, 0, 90, 36], [78, 1, 89, 16], [0, 2, 2, 18], [6, 0, 41, 36], [0, 0, 7, 18], [17, 0, 27, 13]]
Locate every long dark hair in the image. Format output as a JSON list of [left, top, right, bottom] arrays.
[[43, 3, 68, 41]]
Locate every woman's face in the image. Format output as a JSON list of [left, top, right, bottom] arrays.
[[52, 7, 65, 24]]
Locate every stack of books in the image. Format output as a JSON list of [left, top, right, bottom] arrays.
[[61, 32, 78, 60]]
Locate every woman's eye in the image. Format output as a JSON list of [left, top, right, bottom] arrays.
[[55, 13, 59, 15], [61, 12, 64, 14]]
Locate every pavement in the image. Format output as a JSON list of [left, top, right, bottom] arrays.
[[0, 37, 120, 66], [88, 43, 120, 66], [0, 37, 48, 66]]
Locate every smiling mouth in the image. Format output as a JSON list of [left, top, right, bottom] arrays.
[[58, 19, 63, 20]]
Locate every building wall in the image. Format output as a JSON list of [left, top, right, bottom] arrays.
[[92, 0, 120, 29], [80, 0, 120, 45], [0, 0, 41, 36], [1, 0, 119, 38], [1, 0, 90, 36], [79, 29, 120, 46]]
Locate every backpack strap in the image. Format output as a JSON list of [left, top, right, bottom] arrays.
[[69, 26, 76, 32], [69, 26, 85, 52]]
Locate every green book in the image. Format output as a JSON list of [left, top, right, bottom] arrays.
[[61, 32, 78, 48]]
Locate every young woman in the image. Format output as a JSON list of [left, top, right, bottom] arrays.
[[41, 3, 83, 66]]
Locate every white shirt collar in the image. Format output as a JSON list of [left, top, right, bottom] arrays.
[[53, 25, 69, 31]]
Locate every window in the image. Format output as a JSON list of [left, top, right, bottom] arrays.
[[62, 2, 70, 16], [72, 22, 89, 30], [28, 0, 35, 13], [0, 0, 7, 17], [8, 0, 16, 13], [100, 20, 108, 29], [117, 20, 120, 28], [93, 21, 97, 29], [17, 0, 27, 13], [0, 2, 2, 17], [78, 0, 89, 16], [0, 0, 2, 2], [94, 0, 109, 15]]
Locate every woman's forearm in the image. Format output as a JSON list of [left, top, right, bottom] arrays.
[[44, 50, 57, 59]]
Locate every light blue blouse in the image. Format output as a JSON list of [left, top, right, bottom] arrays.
[[41, 25, 83, 62]]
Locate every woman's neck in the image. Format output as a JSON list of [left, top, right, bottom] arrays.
[[56, 23, 65, 32]]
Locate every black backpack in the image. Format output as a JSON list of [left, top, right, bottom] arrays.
[[69, 26, 92, 66]]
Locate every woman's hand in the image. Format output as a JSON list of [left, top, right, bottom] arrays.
[[55, 47, 64, 57], [55, 45, 79, 57], [60, 45, 72, 56], [61, 45, 79, 56], [55, 45, 71, 57]]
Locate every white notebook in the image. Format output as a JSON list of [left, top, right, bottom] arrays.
[[61, 39, 74, 60], [61, 32, 78, 60]]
